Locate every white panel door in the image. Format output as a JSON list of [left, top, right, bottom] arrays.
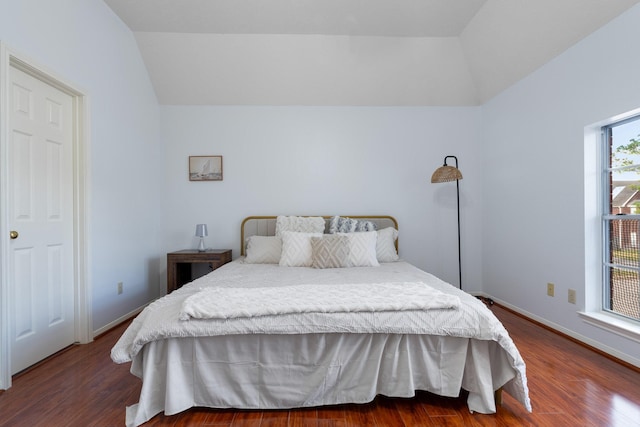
[[9, 65, 75, 374]]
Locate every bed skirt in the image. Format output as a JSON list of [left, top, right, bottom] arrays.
[[126, 332, 516, 427]]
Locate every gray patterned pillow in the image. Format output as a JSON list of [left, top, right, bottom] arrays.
[[329, 216, 356, 233], [311, 235, 350, 269], [354, 219, 377, 232], [329, 216, 377, 234]]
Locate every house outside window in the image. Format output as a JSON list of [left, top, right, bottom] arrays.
[[603, 116, 640, 322]]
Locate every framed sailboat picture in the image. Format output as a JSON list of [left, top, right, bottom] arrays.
[[189, 156, 223, 181]]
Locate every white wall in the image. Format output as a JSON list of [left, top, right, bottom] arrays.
[[482, 4, 640, 364], [0, 0, 163, 331], [160, 106, 483, 291]]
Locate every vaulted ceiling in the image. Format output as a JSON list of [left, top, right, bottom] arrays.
[[104, 0, 640, 105]]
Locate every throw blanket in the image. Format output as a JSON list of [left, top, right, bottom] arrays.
[[179, 282, 460, 320]]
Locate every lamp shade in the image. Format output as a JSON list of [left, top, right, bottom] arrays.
[[431, 165, 463, 183], [195, 224, 208, 238]]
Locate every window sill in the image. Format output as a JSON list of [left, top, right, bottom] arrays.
[[578, 311, 640, 344]]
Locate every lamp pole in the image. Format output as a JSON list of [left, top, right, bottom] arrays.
[[450, 156, 462, 290], [431, 155, 462, 290]]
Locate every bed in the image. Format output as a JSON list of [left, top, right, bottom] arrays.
[[111, 215, 531, 427]]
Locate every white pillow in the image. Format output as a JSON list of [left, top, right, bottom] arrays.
[[245, 236, 282, 264], [275, 216, 325, 237], [376, 227, 399, 262], [341, 231, 379, 267], [279, 231, 323, 267]]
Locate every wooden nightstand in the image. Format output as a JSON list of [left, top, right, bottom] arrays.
[[167, 249, 232, 293]]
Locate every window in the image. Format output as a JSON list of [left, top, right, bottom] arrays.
[[602, 115, 640, 322]]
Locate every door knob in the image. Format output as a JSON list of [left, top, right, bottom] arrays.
[[10, 230, 18, 239]]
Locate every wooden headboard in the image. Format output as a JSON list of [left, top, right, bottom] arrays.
[[240, 216, 398, 256]]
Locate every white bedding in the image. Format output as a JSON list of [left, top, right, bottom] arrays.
[[179, 281, 460, 320], [112, 260, 531, 426]]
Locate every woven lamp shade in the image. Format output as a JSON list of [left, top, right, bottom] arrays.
[[431, 165, 463, 183]]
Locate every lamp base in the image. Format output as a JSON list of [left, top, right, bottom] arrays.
[[197, 238, 206, 252]]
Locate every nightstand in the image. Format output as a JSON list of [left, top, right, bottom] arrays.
[[167, 249, 232, 293]]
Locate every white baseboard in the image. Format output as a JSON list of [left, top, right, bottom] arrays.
[[472, 292, 640, 369], [92, 304, 147, 338]]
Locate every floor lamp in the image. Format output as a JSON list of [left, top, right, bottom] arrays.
[[431, 155, 463, 290]]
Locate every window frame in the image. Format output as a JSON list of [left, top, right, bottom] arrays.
[[601, 115, 640, 323]]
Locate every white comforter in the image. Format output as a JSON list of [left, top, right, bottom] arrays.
[[111, 260, 531, 421]]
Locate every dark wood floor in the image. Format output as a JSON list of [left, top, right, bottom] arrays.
[[1, 305, 639, 426]]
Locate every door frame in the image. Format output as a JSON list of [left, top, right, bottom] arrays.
[[0, 43, 91, 389]]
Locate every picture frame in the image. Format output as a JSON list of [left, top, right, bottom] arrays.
[[189, 156, 223, 181]]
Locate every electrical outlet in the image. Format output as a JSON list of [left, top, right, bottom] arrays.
[[568, 289, 576, 304], [117, 282, 123, 295], [547, 282, 555, 297]]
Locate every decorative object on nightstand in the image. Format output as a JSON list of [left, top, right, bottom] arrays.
[[431, 155, 463, 290], [166, 249, 232, 293], [195, 223, 208, 252]]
